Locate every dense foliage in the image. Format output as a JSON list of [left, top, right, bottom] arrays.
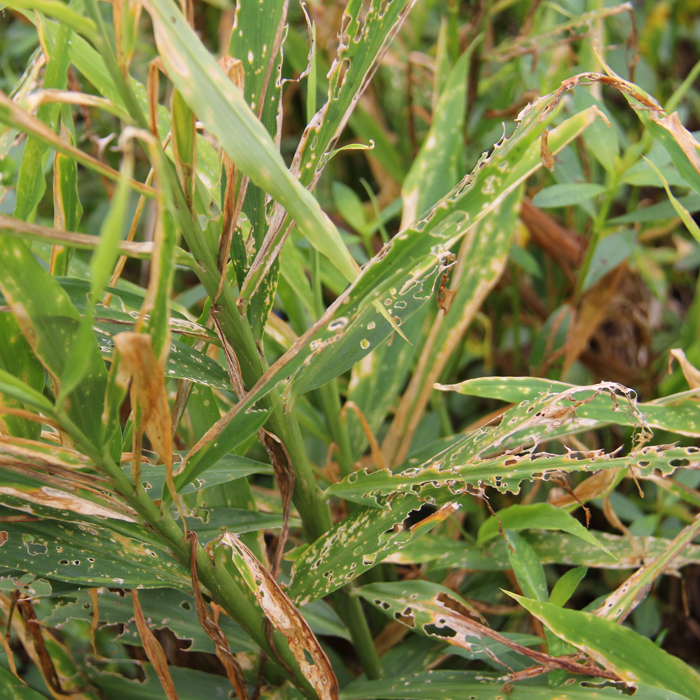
[[0, 1, 699, 699]]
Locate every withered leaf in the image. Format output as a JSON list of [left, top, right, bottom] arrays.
[[132, 590, 179, 700], [187, 532, 249, 700], [540, 128, 555, 170], [219, 532, 339, 700], [114, 332, 173, 469]]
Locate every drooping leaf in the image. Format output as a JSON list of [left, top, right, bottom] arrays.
[[511, 594, 700, 699]]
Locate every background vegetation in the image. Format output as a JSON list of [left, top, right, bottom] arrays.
[[0, 0, 699, 699]]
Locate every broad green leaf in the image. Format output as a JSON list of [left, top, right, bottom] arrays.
[[52, 141, 83, 275], [0, 237, 107, 445], [130, 454, 272, 498], [511, 594, 700, 699], [341, 670, 693, 700], [0, 668, 49, 700], [347, 305, 430, 460], [436, 376, 700, 437], [609, 192, 700, 225], [44, 587, 256, 653], [59, 156, 131, 401], [0, 519, 189, 588], [0, 369, 54, 416], [401, 44, 471, 223], [141, 0, 357, 284], [355, 580, 536, 665], [327, 382, 700, 505], [420, 530, 700, 573], [326, 442, 700, 506], [88, 662, 237, 700], [228, 0, 285, 337], [582, 229, 636, 291], [383, 186, 523, 466], [0, 312, 44, 439], [549, 567, 587, 607], [642, 112, 700, 197], [478, 503, 611, 555], [333, 181, 368, 232], [573, 90, 619, 175], [595, 514, 700, 623], [288, 494, 433, 605], [172, 406, 269, 494], [183, 506, 286, 541], [531, 183, 607, 208], [505, 529, 548, 601]]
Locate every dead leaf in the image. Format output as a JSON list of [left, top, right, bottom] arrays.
[[219, 532, 339, 700], [258, 429, 295, 580], [540, 128, 555, 170], [113, 332, 181, 517], [187, 532, 249, 700], [669, 348, 700, 390], [114, 333, 172, 467], [656, 112, 700, 177], [132, 590, 178, 700]]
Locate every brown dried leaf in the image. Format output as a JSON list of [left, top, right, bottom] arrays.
[[114, 333, 172, 468], [669, 348, 700, 390], [132, 590, 178, 700], [15, 593, 64, 695], [219, 532, 339, 700], [0, 604, 22, 683], [114, 332, 182, 521], [258, 429, 294, 580], [656, 112, 700, 177], [187, 532, 249, 700], [540, 128, 555, 170]]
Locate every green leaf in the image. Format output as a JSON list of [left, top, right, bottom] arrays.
[[13, 10, 72, 222], [531, 183, 607, 208], [294, 0, 415, 190], [505, 529, 548, 601], [511, 594, 700, 699], [333, 181, 367, 232], [141, 0, 358, 284], [0, 519, 189, 588], [427, 530, 700, 574], [0, 312, 44, 439], [644, 156, 700, 245], [44, 587, 256, 653], [183, 506, 286, 541], [0, 667, 50, 700], [478, 504, 612, 556], [341, 670, 693, 700], [0, 237, 107, 445], [582, 229, 636, 291], [130, 453, 272, 498], [288, 495, 429, 605], [88, 662, 238, 700], [172, 407, 269, 495], [436, 376, 700, 438], [401, 43, 472, 222], [549, 567, 587, 607]]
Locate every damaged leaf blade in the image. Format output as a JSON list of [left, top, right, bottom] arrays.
[[218, 532, 339, 700]]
